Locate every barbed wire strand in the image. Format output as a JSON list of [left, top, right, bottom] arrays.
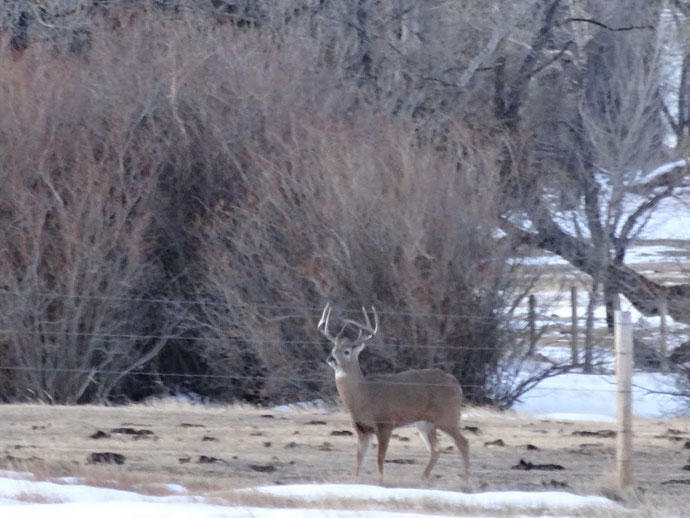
[[0, 364, 647, 393], [0, 316, 637, 352], [0, 329, 587, 353], [0, 289, 656, 326]]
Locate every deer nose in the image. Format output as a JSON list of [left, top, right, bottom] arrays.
[[327, 355, 337, 367]]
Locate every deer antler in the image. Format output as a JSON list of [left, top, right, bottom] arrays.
[[317, 303, 334, 341], [317, 303, 348, 342], [342, 306, 379, 342]]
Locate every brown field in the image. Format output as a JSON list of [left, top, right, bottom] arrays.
[[0, 402, 689, 515]]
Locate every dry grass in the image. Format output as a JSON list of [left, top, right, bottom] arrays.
[[13, 491, 64, 504], [0, 403, 688, 515]]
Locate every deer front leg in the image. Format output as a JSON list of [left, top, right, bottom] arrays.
[[354, 429, 372, 479], [375, 425, 393, 485]]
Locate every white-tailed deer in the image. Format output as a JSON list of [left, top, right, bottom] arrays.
[[318, 303, 469, 484]]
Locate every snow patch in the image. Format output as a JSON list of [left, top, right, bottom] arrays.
[[0, 473, 620, 517], [514, 371, 687, 420]]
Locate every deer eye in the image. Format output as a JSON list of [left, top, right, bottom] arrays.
[[343, 348, 351, 356]]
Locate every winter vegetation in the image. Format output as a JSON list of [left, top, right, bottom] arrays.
[[1, 1, 690, 415], [5, 2, 690, 517]]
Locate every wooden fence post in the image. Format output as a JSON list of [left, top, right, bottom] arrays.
[[659, 298, 668, 373], [583, 282, 597, 374], [528, 294, 537, 356], [615, 309, 634, 488], [571, 286, 578, 365]]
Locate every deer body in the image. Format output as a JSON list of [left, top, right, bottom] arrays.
[[319, 304, 469, 484], [336, 369, 460, 427]]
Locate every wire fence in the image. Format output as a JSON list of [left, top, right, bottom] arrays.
[[0, 364, 632, 392], [0, 288, 665, 325], [0, 289, 520, 321], [0, 310, 687, 488], [0, 290, 674, 397], [0, 289, 683, 409], [0, 345, 670, 398], [0, 328, 572, 353], [0, 288, 662, 337]]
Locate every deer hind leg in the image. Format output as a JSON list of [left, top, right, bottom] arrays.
[[354, 429, 372, 479], [416, 422, 440, 480], [439, 425, 470, 477], [375, 425, 393, 485]]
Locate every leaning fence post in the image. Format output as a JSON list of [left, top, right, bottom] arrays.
[[615, 309, 634, 488]]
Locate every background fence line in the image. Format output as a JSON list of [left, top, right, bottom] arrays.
[[0, 288, 667, 324]]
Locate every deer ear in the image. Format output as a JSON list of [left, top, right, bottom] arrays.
[[353, 342, 367, 353]]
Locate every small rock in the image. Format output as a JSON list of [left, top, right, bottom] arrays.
[[88, 452, 125, 465]]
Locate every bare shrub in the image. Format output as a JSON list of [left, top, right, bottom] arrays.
[[189, 101, 528, 403], [0, 3, 360, 402], [0, 3, 560, 405], [0, 23, 170, 403]]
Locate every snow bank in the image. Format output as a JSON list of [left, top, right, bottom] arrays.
[[0, 473, 619, 517], [246, 484, 618, 512], [0, 476, 197, 506], [0, 501, 453, 518]]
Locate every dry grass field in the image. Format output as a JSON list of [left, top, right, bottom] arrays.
[[0, 402, 689, 515]]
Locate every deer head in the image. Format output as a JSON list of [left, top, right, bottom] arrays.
[[318, 303, 378, 374]]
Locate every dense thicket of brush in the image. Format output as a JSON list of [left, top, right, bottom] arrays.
[[0, 2, 542, 404]]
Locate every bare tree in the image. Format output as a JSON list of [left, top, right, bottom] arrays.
[[476, 2, 690, 325]]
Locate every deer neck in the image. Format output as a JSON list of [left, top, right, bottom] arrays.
[[334, 364, 367, 410]]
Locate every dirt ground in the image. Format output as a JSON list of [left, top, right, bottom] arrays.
[[0, 402, 689, 513]]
